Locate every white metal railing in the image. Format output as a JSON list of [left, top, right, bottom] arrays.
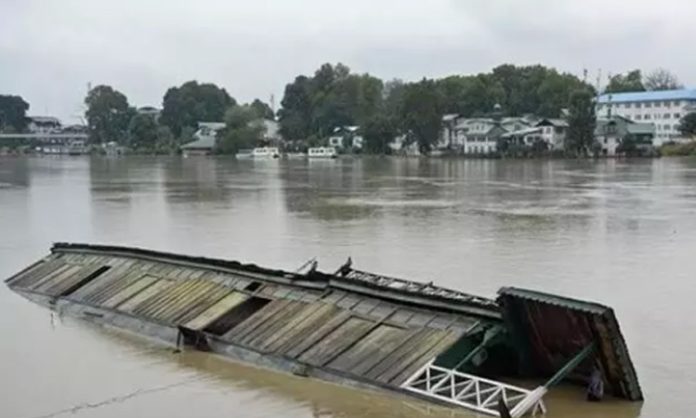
[[401, 361, 547, 417]]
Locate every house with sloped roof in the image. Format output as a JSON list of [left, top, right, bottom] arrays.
[[595, 115, 655, 157]]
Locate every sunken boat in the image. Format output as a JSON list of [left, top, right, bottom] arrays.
[[4, 243, 642, 416]]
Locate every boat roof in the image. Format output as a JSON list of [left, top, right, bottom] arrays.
[[4, 243, 642, 403]]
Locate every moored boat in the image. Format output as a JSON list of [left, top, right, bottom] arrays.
[[236, 147, 280, 159], [308, 147, 338, 159], [4, 243, 643, 416]]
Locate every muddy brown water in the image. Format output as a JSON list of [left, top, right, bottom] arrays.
[[1, 156, 695, 418]]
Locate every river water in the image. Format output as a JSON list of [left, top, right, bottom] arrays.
[[1, 156, 695, 418]]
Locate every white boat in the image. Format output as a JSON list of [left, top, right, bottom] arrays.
[[308, 147, 338, 159], [236, 147, 280, 159]]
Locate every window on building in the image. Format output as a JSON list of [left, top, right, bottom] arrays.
[[636, 103, 642, 108], [635, 115, 642, 120], [665, 101, 671, 108], [674, 124, 680, 131], [644, 114, 651, 120], [674, 100, 681, 106], [664, 124, 671, 130], [645, 102, 652, 108], [664, 113, 670, 119], [675, 113, 681, 119]]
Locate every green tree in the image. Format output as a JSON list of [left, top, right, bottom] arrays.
[[155, 126, 177, 154], [127, 113, 158, 150], [160, 81, 234, 137], [566, 89, 597, 157], [85, 85, 132, 144], [0, 95, 30, 132], [278, 63, 383, 140], [278, 75, 312, 140], [249, 99, 274, 119], [363, 115, 397, 154], [217, 105, 265, 154], [604, 70, 645, 93], [678, 113, 696, 138], [400, 79, 443, 153], [644, 68, 683, 91]]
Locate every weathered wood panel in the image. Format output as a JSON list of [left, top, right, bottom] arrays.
[[282, 311, 352, 359], [241, 301, 309, 350], [101, 275, 160, 309], [116, 278, 175, 313], [26, 263, 76, 291], [32, 265, 84, 293], [169, 284, 232, 325], [184, 292, 249, 330], [222, 299, 289, 343], [327, 324, 409, 376], [261, 302, 337, 353], [387, 330, 462, 386], [80, 270, 138, 304], [298, 317, 375, 367], [43, 264, 108, 297], [6, 259, 64, 287], [363, 328, 439, 382]]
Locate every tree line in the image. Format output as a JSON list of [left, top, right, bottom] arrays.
[[83, 82, 274, 153], [2, 65, 693, 154]]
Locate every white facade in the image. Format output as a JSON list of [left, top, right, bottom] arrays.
[[28, 116, 61, 134], [597, 89, 696, 145]]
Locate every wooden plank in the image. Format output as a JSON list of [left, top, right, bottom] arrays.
[[282, 310, 352, 359], [387, 331, 462, 386], [234, 300, 301, 345], [79, 268, 139, 304], [153, 280, 223, 323], [101, 275, 160, 309], [148, 279, 210, 319], [298, 317, 375, 367], [222, 299, 288, 342], [327, 324, 409, 376], [184, 292, 249, 330], [262, 302, 336, 353], [167, 284, 231, 325], [7, 260, 62, 287], [32, 265, 82, 293], [43, 264, 105, 296], [135, 279, 202, 318], [241, 301, 309, 350], [175, 276, 234, 324], [117, 279, 174, 313], [86, 270, 143, 305], [272, 305, 343, 355], [363, 328, 436, 381], [24, 263, 74, 291]]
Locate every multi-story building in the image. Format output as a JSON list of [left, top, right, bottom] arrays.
[[439, 115, 536, 155], [596, 89, 696, 145]]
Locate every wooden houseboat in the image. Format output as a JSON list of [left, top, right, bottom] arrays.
[[4, 243, 642, 417]]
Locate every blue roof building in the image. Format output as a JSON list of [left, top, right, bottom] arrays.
[[595, 88, 696, 145]]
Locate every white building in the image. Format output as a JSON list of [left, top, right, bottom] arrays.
[[28, 116, 61, 134], [328, 126, 363, 150], [596, 89, 696, 145], [194, 122, 226, 142], [439, 115, 537, 155]]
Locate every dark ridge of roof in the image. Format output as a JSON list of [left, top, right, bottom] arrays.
[[497, 286, 609, 315]]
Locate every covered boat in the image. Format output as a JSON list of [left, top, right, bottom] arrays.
[[4, 243, 642, 416]]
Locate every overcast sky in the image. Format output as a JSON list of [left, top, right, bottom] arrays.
[[1, 0, 694, 123]]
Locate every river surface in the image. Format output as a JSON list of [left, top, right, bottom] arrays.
[[1, 156, 695, 418]]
